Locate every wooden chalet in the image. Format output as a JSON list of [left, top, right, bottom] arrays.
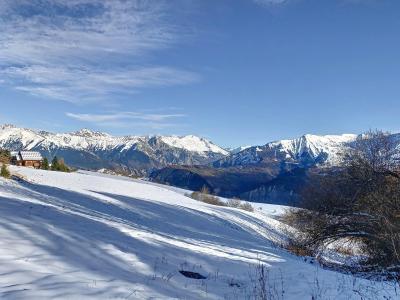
[[11, 151, 43, 169]]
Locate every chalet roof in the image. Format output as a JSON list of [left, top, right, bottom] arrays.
[[12, 151, 43, 161]]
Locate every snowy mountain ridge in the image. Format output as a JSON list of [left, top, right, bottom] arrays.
[[2, 124, 398, 176], [270, 133, 358, 163], [0, 124, 228, 174], [215, 133, 360, 168], [0, 124, 227, 155]]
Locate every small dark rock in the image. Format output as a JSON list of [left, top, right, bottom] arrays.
[[229, 282, 241, 288], [179, 270, 207, 280]]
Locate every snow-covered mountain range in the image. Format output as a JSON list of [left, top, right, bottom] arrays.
[[0, 124, 227, 175], [2, 124, 398, 182], [152, 132, 400, 205], [214, 133, 359, 168]]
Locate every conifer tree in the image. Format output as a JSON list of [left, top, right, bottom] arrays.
[[50, 156, 70, 172], [42, 158, 49, 170], [51, 156, 59, 171], [1, 164, 10, 179]]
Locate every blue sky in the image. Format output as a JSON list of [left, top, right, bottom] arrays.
[[0, 0, 399, 147]]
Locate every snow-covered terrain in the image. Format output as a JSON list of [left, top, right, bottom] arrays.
[[0, 167, 397, 299]]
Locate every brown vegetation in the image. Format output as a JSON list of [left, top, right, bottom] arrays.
[[187, 187, 254, 212], [285, 130, 400, 273], [0, 149, 11, 164], [0, 164, 11, 179]]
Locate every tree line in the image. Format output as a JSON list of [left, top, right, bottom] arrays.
[[41, 156, 70, 172]]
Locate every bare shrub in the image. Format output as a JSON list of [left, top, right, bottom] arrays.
[[200, 185, 210, 194], [287, 130, 400, 273], [249, 262, 284, 300], [187, 191, 226, 207], [226, 198, 254, 212], [227, 198, 242, 208], [201, 195, 226, 206], [187, 191, 255, 212], [285, 239, 313, 257], [239, 201, 254, 212]]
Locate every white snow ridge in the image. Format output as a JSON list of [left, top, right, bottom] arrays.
[[0, 167, 397, 299]]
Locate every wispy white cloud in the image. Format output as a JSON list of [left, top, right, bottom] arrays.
[[66, 111, 186, 129], [253, 0, 374, 6], [253, 0, 288, 6], [1, 65, 199, 103], [0, 0, 198, 102]]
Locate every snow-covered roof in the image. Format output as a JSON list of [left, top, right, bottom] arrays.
[[16, 151, 43, 161]]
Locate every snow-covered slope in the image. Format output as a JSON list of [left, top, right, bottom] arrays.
[[0, 167, 397, 299], [0, 124, 228, 174]]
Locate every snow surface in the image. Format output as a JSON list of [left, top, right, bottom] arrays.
[[0, 167, 397, 299]]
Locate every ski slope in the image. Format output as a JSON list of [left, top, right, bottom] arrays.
[[0, 167, 397, 299]]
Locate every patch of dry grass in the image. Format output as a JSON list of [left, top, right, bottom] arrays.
[[187, 192, 254, 212]]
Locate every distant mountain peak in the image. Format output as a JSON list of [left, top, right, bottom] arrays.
[[160, 135, 228, 155], [72, 128, 111, 138], [1, 124, 16, 130]]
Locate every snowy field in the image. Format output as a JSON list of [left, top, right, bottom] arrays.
[[0, 167, 398, 299]]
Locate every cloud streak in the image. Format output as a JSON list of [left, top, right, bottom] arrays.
[[0, 0, 198, 103], [253, 0, 288, 6], [66, 111, 186, 129], [253, 0, 374, 6]]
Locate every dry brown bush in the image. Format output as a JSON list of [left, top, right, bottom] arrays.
[[226, 198, 241, 208], [287, 130, 400, 272], [187, 191, 226, 207], [239, 201, 254, 212]]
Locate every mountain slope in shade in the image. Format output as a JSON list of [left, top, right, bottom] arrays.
[[0, 124, 228, 175]]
